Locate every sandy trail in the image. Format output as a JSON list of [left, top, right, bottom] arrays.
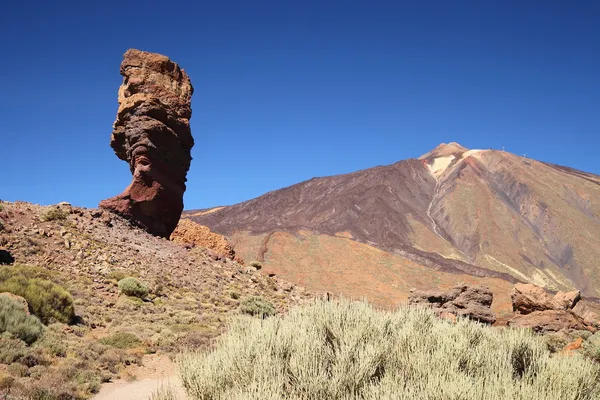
[[92, 354, 186, 400]]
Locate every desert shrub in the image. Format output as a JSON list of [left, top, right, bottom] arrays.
[[0, 374, 15, 391], [239, 296, 276, 317], [0, 296, 44, 344], [99, 332, 141, 349], [118, 277, 149, 299], [36, 325, 68, 357], [74, 369, 102, 393], [151, 384, 179, 400], [0, 334, 28, 364], [40, 207, 68, 222], [583, 332, 600, 363], [229, 291, 241, 300], [106, 269, 138, 283], [8, 362, 29, 377], [178, 299, 600, 400], [249, 261, 262, 269], [0, 271, 75, 324], [543, 332, 569, 353]]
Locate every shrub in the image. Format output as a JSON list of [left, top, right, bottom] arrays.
[[118, 277, 149, 299], [544, 333, 569, 353], [583, 332, 600, 363], [106, 269, 134, 283], [249, 261, 262, 269], [0, 271, 75, 324], [0, 374, 15, 391], [239, 296, 276, 317], [8, 362, 28, 377], [99, 332, 141, 349], [151, 384, 179, 400], [178, 299, 600, 400], [0, 296, 44, 344], [0, 334, 28, 364], [40, 207, 68, 222]]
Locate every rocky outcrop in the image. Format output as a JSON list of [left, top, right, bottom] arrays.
[[408, 284, 496, 324], [171, 219, 243, 264], [511, 283, 581, 313], [100, 49, 194, 238], [509, 310, 588, 333], [508, 284, 596, 333]]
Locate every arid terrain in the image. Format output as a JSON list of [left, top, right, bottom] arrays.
[[0, 201, 309, 398], [188, 143, 600, 313]]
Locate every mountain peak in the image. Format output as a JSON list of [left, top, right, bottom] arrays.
[[418, 142, 470, 160]]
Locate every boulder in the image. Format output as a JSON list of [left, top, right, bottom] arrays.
[[571, 301, 600, 328], [553, 290, 581, 310], [508, 310, 589, 333], [171, 219, 243, 263], [511, 283, 582, 314], [408, 284, 496, 324], [509, 283, 594, 333], [511, 283, 556, 313], [99, 49, 194, 238]]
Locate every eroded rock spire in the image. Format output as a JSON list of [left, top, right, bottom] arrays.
[[100, 49, 194, 237]]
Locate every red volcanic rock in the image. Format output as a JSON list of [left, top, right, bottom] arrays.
[[572, 301, 600, 328], [509, 283, 594, 333], [171, 219, 243, 263], [508, 310, 589, 333], [511, 284, 557, 314], [408, 284, 496, 324], [99, 49, 194, 238], [511, 283, 582, 314], [553, 290, 581, 310]]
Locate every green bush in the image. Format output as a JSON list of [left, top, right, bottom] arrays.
[[178, 299, 600, 400], [118, 277, 149, 299], [40, 207, 68, 222], [0, 271, 75, 324], [99, 332, 141, 349], [239, 296, 276, 317], [0, 296, 44, 344], [0, 334, 28, 364], [583, 332, 600, 363]]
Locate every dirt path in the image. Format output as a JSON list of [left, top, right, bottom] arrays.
[[92, 354, 186, 400]]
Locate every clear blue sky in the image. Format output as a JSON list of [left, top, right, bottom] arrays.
[[1, 1, 598, 209]]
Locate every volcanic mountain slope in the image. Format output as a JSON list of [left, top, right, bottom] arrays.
[[187, 143, 600, 310]]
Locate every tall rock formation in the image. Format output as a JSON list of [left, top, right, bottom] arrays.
[[100, 49, 194, 237]]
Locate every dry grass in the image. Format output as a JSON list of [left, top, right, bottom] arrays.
[[174, 299, 600, 400]]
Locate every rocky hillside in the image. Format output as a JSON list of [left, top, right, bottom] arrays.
[[0, 201, 309, 398], [187, 143, 600, 311]]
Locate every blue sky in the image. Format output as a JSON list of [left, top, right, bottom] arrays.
[[1, 1, 598, 209]]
